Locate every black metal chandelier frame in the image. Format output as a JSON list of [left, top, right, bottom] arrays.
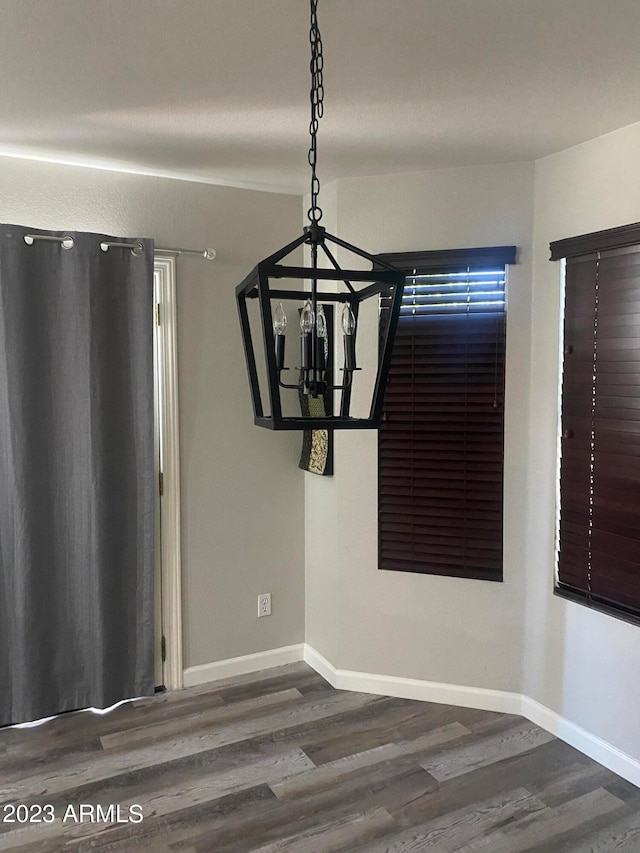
[[236, 223, 404, 430], [235, 0, 405, 431]]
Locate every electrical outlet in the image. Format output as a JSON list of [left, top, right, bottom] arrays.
[[258, 593, 272, 617]]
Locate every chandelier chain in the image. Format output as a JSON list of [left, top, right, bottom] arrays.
[[307, 0, 324, 224]]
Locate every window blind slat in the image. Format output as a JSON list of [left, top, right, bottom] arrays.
[[379, 260, 506, 581]]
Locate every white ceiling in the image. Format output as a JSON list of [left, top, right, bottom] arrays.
[[1, 0, 639, 194]]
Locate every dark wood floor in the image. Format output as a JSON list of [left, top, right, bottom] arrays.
[[0, 662, 639, 852]]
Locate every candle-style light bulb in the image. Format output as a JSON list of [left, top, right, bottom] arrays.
[[273, 302, 287, 335], [300, 299, 314, 371], [273, 303, 287, 371], [342, 304, 357, 371], [300, 299, 315, 333], [341, 304, 356, 335]]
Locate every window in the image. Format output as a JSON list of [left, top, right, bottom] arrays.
[[377, 246, 516, 581], [551, 223, 640, 623]]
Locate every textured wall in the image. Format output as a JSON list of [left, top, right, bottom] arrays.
[[0, 156, 305, 669]]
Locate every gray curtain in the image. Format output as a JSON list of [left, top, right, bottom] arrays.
[[0, 224, 155, 726]]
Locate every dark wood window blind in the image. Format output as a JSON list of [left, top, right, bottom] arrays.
[[552, 226, 640, 622], [377, 247, 516, 581]]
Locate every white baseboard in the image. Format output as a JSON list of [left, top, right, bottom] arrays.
[[521, 696, 640, 789], [303, 644, 640, 789], [182, 642, 640, 789], [182, 643, 304, 687], [303, 645, 522, 714]]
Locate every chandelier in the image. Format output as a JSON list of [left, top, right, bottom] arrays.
[[236, 0, 404, 431]]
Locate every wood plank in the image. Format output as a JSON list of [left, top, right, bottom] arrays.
[[1, 690, 376, 799], [59, 785, 278, 853], [0, 689, 304, 792], [64, 749, 315, 842], [454, 788, 625, 853], [391, 738, 588, 826], [133, 662, 313, 705], [247, 807, 396, 853], [214, 669, 328, 705], [357, 786, 546, 852], [0, 693, 234, 774], [420, 718, 556, 781], [0, 820, 64, 852], [531, 760, 617, 806], [270, 723, 469, 801], [100, 688, 306, 750], [300, 700, 493, 766], [558, 809, 640, 852], [159, 764, 436, 853]]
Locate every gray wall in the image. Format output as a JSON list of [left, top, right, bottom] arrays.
[[305, 162, 535, 692], [527, 120, 640, 759], [0, 156, 305, 669]]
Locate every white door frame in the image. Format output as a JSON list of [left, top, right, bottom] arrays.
[[154, 254, 183, 690]]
